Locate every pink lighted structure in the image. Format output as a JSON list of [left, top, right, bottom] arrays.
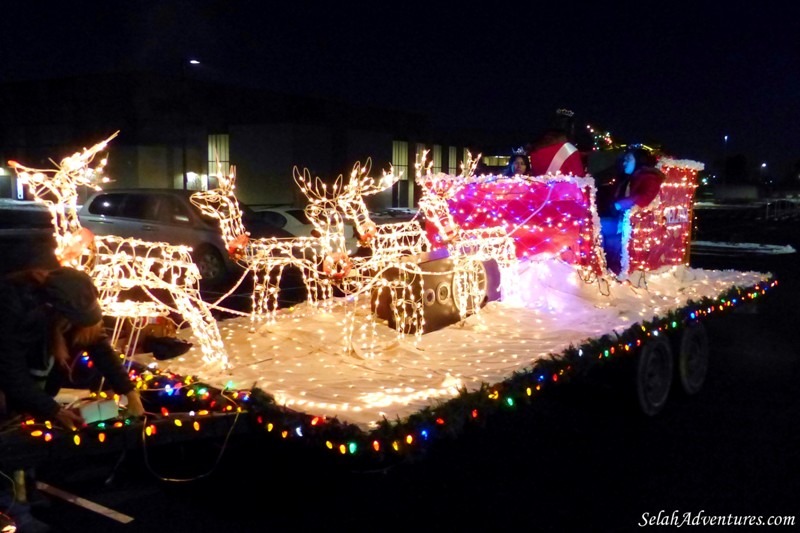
[[424, 155, 701, 281]]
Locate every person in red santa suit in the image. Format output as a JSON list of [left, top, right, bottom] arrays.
[[527, 108, 586, 177], [598, 146, 665, 275]]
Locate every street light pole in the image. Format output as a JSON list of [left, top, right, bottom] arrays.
[[722, 135, 728, 185], [181, 58, 200, 190]]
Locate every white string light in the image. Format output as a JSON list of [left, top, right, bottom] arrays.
[[191, 165, 327, 328], [11, 135, 228, 367], [415, 150, 520, 308], [296, 162, 432, 346]]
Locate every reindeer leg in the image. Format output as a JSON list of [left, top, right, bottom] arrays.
[[298, 259, 320, 309], [251, 267, 268, 328], [267, 264, 287, 318], [165, 281, 228, 368]]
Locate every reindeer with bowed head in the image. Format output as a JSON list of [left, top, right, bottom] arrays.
[[190, 165, 326, 326], [10, 134, 228, 367]]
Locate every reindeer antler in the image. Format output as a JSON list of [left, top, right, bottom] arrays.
[[414, 150, 433, 182], [343, 158, 401, 199], [294, 167, 350, 204], [10, 131, 118, 192], [210, 157, 237, 194], [57, 131, 119, 185], [460, 150, 481, 179], [414, 150, 456, 199]]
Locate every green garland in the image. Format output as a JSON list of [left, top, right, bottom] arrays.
[[244, 279, 776, 466], [6, 279, 775, 470]]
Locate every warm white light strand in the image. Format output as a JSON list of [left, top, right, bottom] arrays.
[[12, 136, 228, 367], [416, 150, 520, 309], [191, 165, 329, 328]]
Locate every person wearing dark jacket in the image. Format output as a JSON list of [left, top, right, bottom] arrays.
[[0, 266, 144, 430], [0, 267, 146, 532], [598, 147, 665, 276]]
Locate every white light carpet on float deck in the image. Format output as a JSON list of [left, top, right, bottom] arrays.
[[142, 264, 769, 431]]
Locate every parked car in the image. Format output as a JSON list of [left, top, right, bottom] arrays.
[[253, 206, 359, 250], [77, 188, 293, 286]]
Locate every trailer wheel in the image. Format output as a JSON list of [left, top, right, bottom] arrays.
[[636, 335, 673, 416], [676, 322, 709, 395]]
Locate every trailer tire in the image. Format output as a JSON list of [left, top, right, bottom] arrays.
[[676, 322, 709, 396], [636, 335, 673, 416]]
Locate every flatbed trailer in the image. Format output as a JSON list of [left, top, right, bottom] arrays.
[[0, 271, 775, 472]]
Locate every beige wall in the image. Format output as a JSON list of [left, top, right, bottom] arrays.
[[64, 124, 417, 213], [228, 123, 396, 208], [230, 124, 296, 206], [101, 144, 176, 190], [136, 145, 172, 188]]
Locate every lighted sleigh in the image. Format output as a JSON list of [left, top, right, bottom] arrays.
[[424, 154, 703, 285]]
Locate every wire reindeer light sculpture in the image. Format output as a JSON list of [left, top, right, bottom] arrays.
[[11, 134, 228, 367]]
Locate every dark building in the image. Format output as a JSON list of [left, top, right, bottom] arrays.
[[0, 72, 485, 210]]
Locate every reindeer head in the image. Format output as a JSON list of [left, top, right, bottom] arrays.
[[415, 150, 462, 243], [9, 132, 117, 204], [9, 133, 118, 265], [190, 164, 249, 256], [337, 159, 400, 244], [293, 166, 350, 253]]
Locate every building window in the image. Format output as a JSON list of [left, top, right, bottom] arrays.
[[448, 146, 458, 174], [482, 155, 510, 167], [432, 145, 442, 173], [415, 143, 427, 172], [392, 140, 409, 181], [208, 134, 230, 190]]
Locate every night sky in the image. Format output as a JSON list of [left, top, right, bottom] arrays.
[[2, 2, 798, 178]]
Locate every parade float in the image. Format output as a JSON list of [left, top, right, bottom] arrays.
[[1, 137, 775, 469]]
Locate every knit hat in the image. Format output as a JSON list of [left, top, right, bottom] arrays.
[[43, 267, 103, 327]]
